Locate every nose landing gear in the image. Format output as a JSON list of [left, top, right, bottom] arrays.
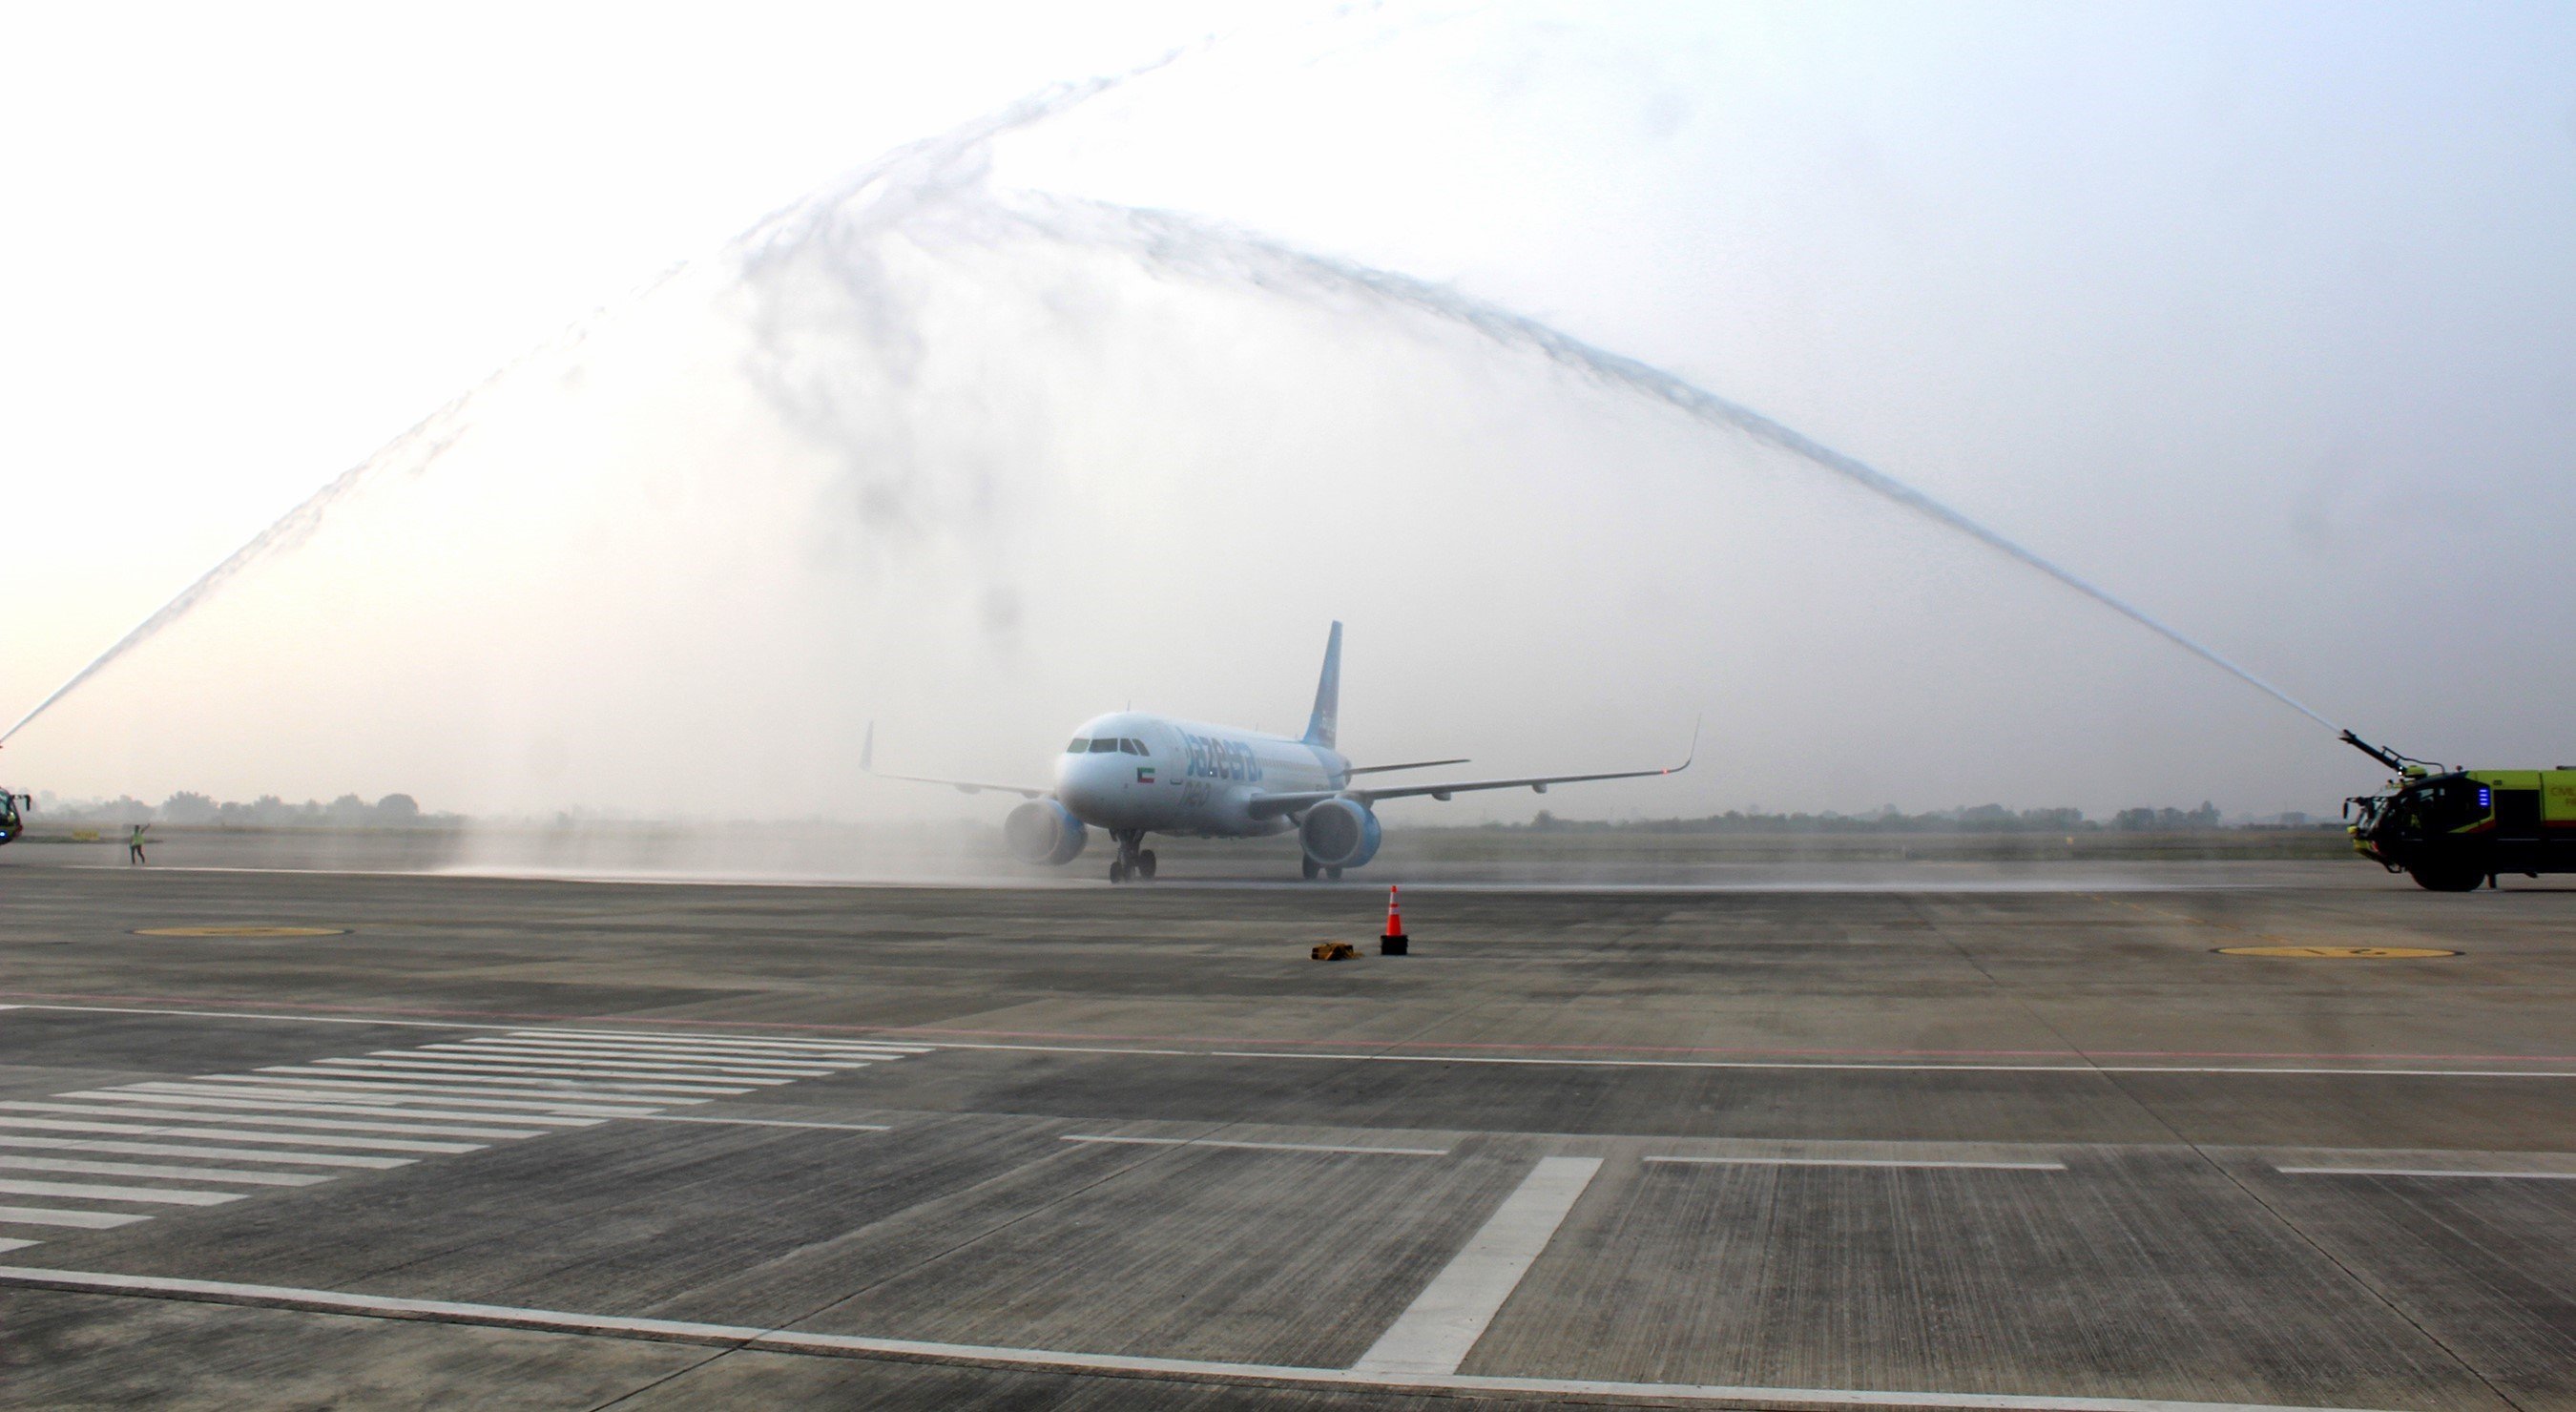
[[1109, 832, 1157, 883]]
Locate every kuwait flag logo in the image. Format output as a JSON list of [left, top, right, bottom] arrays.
[[1136, 766, 1157, 784]]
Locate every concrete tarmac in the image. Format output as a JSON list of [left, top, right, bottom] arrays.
[[0, 858, 2571, 1410]]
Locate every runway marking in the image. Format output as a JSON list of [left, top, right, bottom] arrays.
[[125, 1082, 638, 1119], [515, 1027, 935, 1054], [2277, 1167, 2576, 1181], [0, 1025, 927, 1248], [321, 1056, 777, 1089], [0, 1208, 150, 1230], [0, 1101, 543, 1141], [458, 1036, 899, 1061], [629, 1115, 892, 1132], [0, 1239, 35, 1253], [0, 1135, 413, 1169], [0, 1116, 485, 1152], [455, 1035, 892, 1058], [1645, 1155, 2066, 1172], [0, 1156, 331, 1187], [0, 1178, 242, 1206], [132, 926, 346, 939], [1063, 1134, 1451, 1156], [62, 1090, 598, 1129], [1353, 1155, 1602, 1377], [237, 1071, 697, 1105], [471, 1030, 906, 1050], [0, 1265, 2403, 1412], [293, 1061, 752, 1094], [422, 1044, 851, 1076]]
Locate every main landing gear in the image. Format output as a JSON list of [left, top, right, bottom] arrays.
[[1109, 831, 1157, 884], [1298, 857, 1342, 882]]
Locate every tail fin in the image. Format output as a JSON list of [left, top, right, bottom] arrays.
[[1302, 621, 1342, 749]]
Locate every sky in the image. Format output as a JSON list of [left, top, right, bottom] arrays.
[[3, 1, 2572, 822]]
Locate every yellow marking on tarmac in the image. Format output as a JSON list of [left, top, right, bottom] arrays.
[[2214, 945, 2458, 959], [134, 926, 347, 939], [2092, 895, 2443, 955]]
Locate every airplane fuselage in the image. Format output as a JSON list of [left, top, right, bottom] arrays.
[[1055, 712, 1348, 839]]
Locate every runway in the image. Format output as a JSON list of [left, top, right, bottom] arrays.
[[1, 861, 2571, 1409]]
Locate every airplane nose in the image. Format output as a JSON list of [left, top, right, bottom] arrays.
[[1056, 755, 1115, 816]]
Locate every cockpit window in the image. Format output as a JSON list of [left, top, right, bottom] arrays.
[[1088, 738, 1121, 754], [1121, 738, 1146, 756], [1066, 738, 1088, 754]]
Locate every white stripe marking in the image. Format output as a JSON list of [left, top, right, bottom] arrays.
[[0, 1116, 481, 1152], [629, 1115, 892, 1132], [458, 1030, 870, 1050], [0, 1101, 540, 1140], [0, 1135, 411, 1169], [0, 1156, 331, 1187], [232, 1070, 694, 1105], [464, 1030, 865, 1050], [2277, 1167, 2576, 1180], [0, 1177, 242, 1206], [126, 1082, 643, 1119], [0, 1003, 932, 1051], [423, 1045, 844, 1076], [1353, 1155, 1602, 1377], [0, 1239, 37, 1253], [1645, 1156, 2066, 1172], [0, 1208, 151, 1230], [337, 1056, 784, 1087], [416, 1054, 835, 1082], [1063, 1135, 1450, 1157], [72, 1090, 596, 1129], [0, 1265, 2395, 1412], [299, 1061, 750, 1093], [512, 1028, 930, 1054]]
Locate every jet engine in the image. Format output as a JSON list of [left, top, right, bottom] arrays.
[[1004, 799, 1089, 865], [1298, 797, 1381, 871]]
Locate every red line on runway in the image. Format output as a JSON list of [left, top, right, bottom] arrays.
[[5, 986, 2574, 1067]]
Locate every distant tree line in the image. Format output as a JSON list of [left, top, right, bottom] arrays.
[[31, 792, 443, 827], [1498, 800, 2312, 835]]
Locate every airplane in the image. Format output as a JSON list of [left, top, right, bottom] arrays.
[[863, 622, 1694, 882]]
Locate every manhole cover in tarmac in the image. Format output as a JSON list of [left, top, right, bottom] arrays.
[[133, 925, 348, 938], [2214, 945, 2457, 958]]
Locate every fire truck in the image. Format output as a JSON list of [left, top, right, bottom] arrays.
[[2343, 733, 2576, 890]]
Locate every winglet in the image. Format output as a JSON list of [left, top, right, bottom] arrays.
[[1665, 716, 1701, 775], [862, 720, 875, 773]]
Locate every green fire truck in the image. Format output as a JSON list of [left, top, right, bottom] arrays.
[[2342, 733, 2576, 890]]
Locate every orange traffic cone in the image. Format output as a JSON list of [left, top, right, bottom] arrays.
[[1381, 884, 1409, 956]]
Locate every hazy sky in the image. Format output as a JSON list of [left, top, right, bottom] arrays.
[[5, 2, 2572, 820]]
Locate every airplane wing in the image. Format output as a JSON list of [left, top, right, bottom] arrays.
[[1345, 758, 1470, 776], [861, 722, 1050, 799], [1248, 723, 1696, 820]]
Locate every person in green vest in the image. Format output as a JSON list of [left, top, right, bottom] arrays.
[[128, 821, 149, 865]]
